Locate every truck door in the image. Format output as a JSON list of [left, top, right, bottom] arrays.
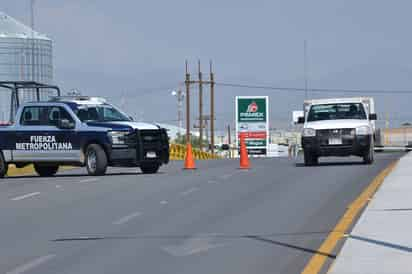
[[47, 106, 80, 162], [13, 106, 80, 162], [13, 105, 49, 162]]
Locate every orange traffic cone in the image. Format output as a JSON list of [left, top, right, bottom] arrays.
[[239, 135, 250, 169], [184, 143, 196, 170]]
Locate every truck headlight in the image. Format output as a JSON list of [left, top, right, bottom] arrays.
[[108, 131, 128, 145], [355, 126, 371, 136], [302, 128, 316, 137]]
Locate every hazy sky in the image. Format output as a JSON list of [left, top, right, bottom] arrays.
[[3, 0, 412, 129]]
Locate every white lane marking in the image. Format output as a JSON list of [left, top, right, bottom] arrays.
[[76, 178, 99, 184], [162, 237, 224, 257], [208, 180, 218, 184], [220, 172, 241, 180], [6, 254, 56, 274], [181, 187, 199, 196], [113, 212, 142, 225], [56, 185, 62, 188], [220, 174, 232, 179], [220, 170, 245, 180], [11, 192, 41, 201], [160, 200, 168, 205]]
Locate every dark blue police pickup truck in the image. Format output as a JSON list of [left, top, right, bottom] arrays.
[[0, 96, 169, 177]]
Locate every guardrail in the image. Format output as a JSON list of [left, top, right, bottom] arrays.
[[169, 144, 220, 160]]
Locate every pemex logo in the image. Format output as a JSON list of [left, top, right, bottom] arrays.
[[246, 101, 258, 113]]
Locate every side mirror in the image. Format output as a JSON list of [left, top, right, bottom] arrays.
[[369, 113, 377, 121], [297, 117, 305, 124], [58, 119, 75, 129], [129, 116, 134, 121]]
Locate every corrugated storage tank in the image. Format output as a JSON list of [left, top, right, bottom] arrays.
[[0, 11, 53, 122]]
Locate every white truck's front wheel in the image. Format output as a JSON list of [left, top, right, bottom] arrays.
[[304, 151, 318, 166], [363, 140, 375, 165]]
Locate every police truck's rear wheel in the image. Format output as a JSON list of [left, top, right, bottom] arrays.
[[34, 164, 59, 177], [140, 163, 160, 174], [86, 144, 108, 176], [0, 152, 8, 178]]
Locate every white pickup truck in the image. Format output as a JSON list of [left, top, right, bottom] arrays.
[[298, 97, 377, 166]]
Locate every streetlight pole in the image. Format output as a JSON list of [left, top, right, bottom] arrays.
[[172, 88, 184, 136], [177, 89, 184, 133]]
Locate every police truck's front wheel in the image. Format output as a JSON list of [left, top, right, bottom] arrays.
[[86, 144, 108, 176], [34, 164, 59, 177], [0, 152, 8, 178], [140, 163, 160, 174]]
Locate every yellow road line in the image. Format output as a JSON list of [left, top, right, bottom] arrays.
[[301, 160, 399, 274]]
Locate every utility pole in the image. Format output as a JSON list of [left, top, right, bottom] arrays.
[[20, 51, 25, 80], [227, 124, 232, 159], [198, 60, 203, 151], [205, 119, 209, 146], [210, 60, 215, 154], [30, 0, 36, 82], [185, 60, 191, 144], [184, 59, 216, 153], [304, 40, 308, 100]]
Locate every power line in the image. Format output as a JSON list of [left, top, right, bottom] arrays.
[[215, 82, 412, 95], [111, 81, 412, 96]]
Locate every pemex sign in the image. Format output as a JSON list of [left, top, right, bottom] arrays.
[[236, 96, 269, 155]]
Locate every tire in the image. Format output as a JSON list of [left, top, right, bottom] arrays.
[[34, 164, 59, 177], [363, 142, 375, 165], [0, 151, 8, 178], [140, 163, 160, 174], [304, 151, 318, 166], [86, 144, 108, 176]]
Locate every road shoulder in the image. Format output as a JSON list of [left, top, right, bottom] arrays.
[[329, 152, 412, 274]]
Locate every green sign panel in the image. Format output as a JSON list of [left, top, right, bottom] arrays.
[[237, 98, 267, 122], [236, 96, 269, 156], [245, 139, 266, 147]]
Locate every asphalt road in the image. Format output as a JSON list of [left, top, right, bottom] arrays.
[[0, 153, 402, 274]]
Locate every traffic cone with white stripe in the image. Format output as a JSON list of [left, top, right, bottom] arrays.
[[239, 134, 250, 169]]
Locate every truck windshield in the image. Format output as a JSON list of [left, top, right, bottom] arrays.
[[307, 103, 367, 122], [74, 105, 131, 122]]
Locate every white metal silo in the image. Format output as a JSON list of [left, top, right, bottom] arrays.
[[0, 11, 53, 122]]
